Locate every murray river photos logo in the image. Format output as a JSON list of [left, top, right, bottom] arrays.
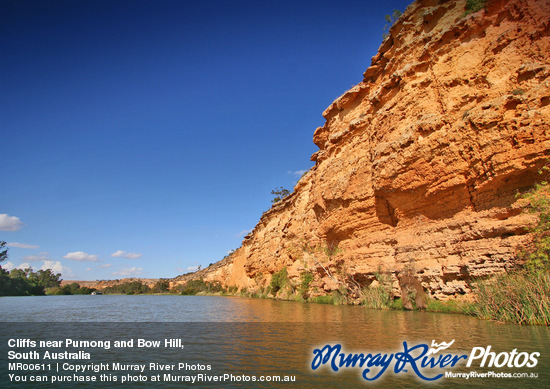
[[311, 340, 540, 382]]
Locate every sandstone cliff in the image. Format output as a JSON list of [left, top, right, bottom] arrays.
[[62, 278, 159, 289], [175, 0, 550, 301]]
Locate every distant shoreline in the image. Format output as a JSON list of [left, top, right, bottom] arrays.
[[61, 277, 160, 289]]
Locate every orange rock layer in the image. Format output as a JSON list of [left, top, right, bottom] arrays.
[[178, 0, 550, 300]]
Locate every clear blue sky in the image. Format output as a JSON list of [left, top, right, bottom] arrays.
[[1, 0, 412, 280]]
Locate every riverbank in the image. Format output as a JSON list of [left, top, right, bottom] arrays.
[[56, 266, 550, 326]]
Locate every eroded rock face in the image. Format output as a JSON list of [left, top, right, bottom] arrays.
[[182, 0, 550, 300]]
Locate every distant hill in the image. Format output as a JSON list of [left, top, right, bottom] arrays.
[[61, 278, 159, 290]]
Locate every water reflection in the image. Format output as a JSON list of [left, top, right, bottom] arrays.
[[0, 295, 548, 388]]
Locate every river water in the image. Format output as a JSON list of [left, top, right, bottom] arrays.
[[1, 295, 548, 388]]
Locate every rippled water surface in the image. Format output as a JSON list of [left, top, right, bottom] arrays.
[[1, 295, 548, 388]]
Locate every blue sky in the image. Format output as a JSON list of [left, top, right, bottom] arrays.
[[1, 0, 412, 280]]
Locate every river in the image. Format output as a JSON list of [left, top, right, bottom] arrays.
[[1, 295, 548, 388]]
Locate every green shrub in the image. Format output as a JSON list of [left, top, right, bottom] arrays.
[[151, 279, 170, 293], [511, 88, 525, 96], [270, 268, 288, 295], [463, 0, 487, 17], [220, 285, 238, 295], [48, 282, 96, 295], [362, 270, 393, 309], [390, 298, 404, 310], [311, 295, 334, 304], [332, 286, 348, 305], [239, 287, 248, 296], [363, 285, 392, 309], [103, 281, 150, 295], [299, 271, 314, 298], [171, 279, 223, 295]]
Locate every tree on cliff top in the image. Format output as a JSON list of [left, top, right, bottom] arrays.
[[271, 187, 290, 203], [382, 9, 402, 39]]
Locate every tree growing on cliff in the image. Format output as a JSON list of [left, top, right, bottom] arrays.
[[271, 187, 290, 203], [463, 0, 487, 17], [383, 9, 402, 39], [270, 268, 288, 295]]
